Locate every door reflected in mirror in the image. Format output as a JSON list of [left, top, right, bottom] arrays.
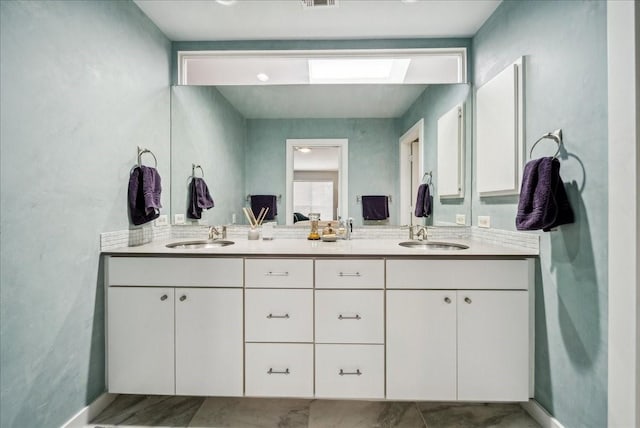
[[286, 139, 348, 225]]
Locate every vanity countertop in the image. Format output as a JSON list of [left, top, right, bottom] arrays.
[[103, 238, 538, 257]]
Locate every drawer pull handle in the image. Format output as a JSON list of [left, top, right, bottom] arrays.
[[267, 313, 290, 319], [339, 369, 362, 376], [444, 297, 451, 304], [338, 272, 361, 277], [180, 295, 187, 302], [338, 314, 361, 320], [464, 297, 472, 304], [160, 294, 168, 301], [266, 271, 289, 276], [267, 368, 290, 375]]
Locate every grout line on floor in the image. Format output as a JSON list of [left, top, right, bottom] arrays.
[[414, 401, 428, 428]]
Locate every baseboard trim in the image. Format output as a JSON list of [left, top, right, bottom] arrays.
[[521, 399, 565, 428], [61, 392, 117, 428]]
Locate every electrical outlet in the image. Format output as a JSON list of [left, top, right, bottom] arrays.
[[455, 214, 466, 225], [154, 215, 168, 227], [174, 214, 185, 225], [478, 215, 491, 228]]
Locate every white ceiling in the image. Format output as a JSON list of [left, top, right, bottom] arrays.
[[138, 0, 492, 118], [294, 146, 340, 171], [134, 0, 501, 41], [217, 84, 428, 118]]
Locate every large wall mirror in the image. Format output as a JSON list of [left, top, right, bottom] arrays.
[[170, 49, 473, 227]]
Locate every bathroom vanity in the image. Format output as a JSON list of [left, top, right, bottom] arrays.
[[103, 238, 535, 402]]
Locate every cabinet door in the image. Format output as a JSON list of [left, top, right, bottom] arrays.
[[175, 288, 243, 396], [457, 290, 529, 401], [386, 290, 457, 400], [107, 287, 174, 394]]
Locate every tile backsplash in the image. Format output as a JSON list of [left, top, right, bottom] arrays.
[[100, 224, 538, 252]]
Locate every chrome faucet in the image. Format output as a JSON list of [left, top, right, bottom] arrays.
[[208, 225, 227, 240], [415, 225, 428, 241], [407, 225, 428, 241]]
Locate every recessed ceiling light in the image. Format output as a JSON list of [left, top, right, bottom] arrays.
[[308, 58, 411, 84], [215, 0, 237, 5], [256, 73, 270, 82], [296, 147, 312, 153]]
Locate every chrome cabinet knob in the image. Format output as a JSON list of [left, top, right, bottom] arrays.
[[444, 297, 451, 304], [180, 295, 187, 302], [160, 294, 168, 301], [464, 297, 472, 304]]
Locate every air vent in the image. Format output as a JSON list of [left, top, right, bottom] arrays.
[[301, 0, 337, 8]]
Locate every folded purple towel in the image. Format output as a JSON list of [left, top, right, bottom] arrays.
[[516, 157, 574, 231], [414, 183, 432, 218], [251, 195, 277, 220], [128, 165, 162, 226], [188, 177, 214, 219], [362, 195, 389, 221]]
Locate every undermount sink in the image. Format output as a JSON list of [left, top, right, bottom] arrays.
[[166, 240, 235, 249], [399, 241, 469, 250]]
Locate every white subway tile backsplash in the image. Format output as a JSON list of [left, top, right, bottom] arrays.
[[100, 224, 538, 253]]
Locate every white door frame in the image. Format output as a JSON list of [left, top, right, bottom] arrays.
[[399, 119, 424, 226], [285, 139, 348, 226], [607, 2, 640, 427]]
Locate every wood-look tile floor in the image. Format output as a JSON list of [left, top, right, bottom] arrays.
[[90, 395, 540, 428]]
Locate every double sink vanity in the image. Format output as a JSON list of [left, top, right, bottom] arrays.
[[103, 235, 536, 403]]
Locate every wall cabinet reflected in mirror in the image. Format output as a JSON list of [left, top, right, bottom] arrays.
[[170, 83, 472, 227]]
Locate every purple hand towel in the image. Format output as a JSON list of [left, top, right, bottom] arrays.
[[128, 165, 162, 226], [251, 195, 277, 220], [362, 195, 389, 221], [414, 183, 432, 217], [516, 157, 574, 231], [188, 177, 215, 219]]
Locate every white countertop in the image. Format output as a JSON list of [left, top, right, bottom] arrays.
[[103, 238, 538, 257]]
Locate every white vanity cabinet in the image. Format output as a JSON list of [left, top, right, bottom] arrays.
[[386, 258, 533, 402], [244, 258, 314, 398], [314, 259, 385, 399], [107, 287, 175, 395], [106, 257, 244, 397]]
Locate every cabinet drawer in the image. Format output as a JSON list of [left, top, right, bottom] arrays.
[[315, 344, 384, 399], [315, 290, 384, 344], [245, 259, 313, 288], [315, 259, 384, 289], [245, 289, 313, 342], [245, 343, 313, 398], [386, 259, 532, 290], [107, 257, 243, 287]]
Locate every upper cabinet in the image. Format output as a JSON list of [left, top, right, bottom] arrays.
[[437, 103, 465, 199], [475, 58, 524, 196]]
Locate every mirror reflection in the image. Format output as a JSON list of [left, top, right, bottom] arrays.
[[171, 83, 471, 227]]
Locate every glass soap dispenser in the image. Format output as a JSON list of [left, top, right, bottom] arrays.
[[307, 213, 320, 240]]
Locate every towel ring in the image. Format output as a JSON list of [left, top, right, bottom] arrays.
[[192, 164, 204, 178], [422, 171, 433, 185], [137, 146, 158, 168], [529, 129, 563, 159]]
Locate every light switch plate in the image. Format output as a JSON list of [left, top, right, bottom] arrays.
[[478, 216, 491, 228], [174, 214, 185, 225], [154, 215, 168, 227], [455, 214, 466, 225]]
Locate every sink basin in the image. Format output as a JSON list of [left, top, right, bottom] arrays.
[[399, 241, 469, 250], [166, 240, 235, 249]]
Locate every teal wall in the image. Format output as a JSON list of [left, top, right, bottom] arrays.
[[472, 1, 608, 427], [171, 86, 246, 225], [397, 84, 472, 226], [246, 119, 398, 225], [0, 1, 171, 427]]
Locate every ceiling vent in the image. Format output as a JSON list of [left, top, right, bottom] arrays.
[[301, 0, 337, 8]]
